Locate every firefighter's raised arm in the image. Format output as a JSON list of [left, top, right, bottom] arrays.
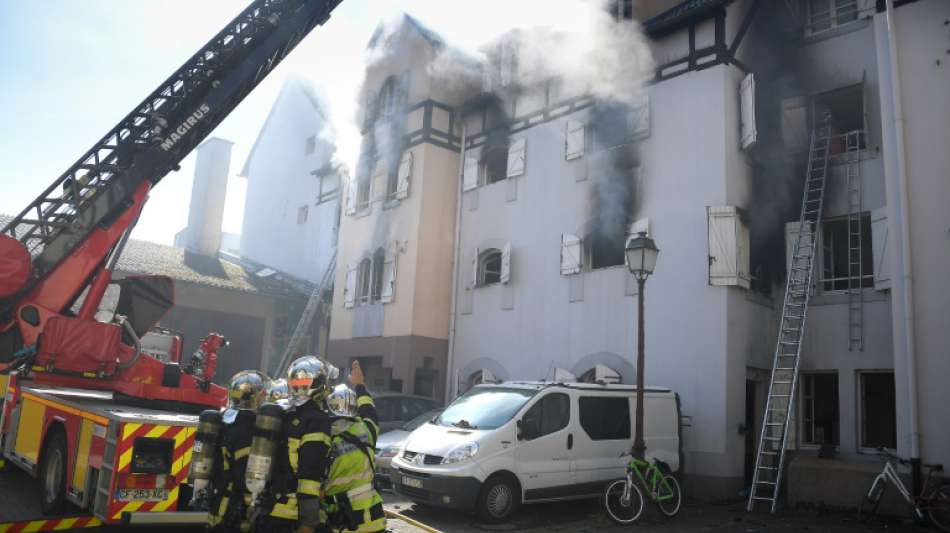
[[349, 361, 378, 433]]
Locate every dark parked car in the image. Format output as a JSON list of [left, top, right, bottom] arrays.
[[373, 393, 441, 433]]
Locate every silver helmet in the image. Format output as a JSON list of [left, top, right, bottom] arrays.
[[327, 384, 358, 417], [265, 378, 291, 408], [286, 356, 339, 407], [227, 370, 268, 411]]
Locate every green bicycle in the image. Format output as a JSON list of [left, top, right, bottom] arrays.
[[603, 451, 682, 523]]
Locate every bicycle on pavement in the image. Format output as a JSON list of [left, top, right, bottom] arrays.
[[603, 451, 682, 524], [859, 446, 950, 531]]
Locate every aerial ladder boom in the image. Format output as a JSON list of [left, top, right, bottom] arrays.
[[0, 0, 343, 409]]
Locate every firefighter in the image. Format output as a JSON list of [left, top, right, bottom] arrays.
[[267, 377, 292, 410], [209, 370, 267, 532], [254, 356, 337, 533], [323, 361, 386, 533]]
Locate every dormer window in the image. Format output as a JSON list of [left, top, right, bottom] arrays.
[[378, 76, 397, 118], [806, 0, 859, 35]]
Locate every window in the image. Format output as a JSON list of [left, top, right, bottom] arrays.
[[520, 393, 570, 440], [579, 396, 630, 441], [378, 76, 397, 118], [297, 205, 309, 224], [477, 249, 503, 287], [357, 258, 372, 304], [812, 84, 866, 150], [820, 214, 873, 292], [480, 144, 509, 184], [860, 372, 897, 450], [370, 248, 385, 303], [801, 373, 839, 446], [436, 387, 535, 431], [584, 229, 625, 270], [305, 135, 316, 155], [807, 0, 859, 34], [316, 171, 339, 204], [357, 177, 371, 211]]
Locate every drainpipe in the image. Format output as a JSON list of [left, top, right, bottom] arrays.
[[884, 0, 920, 487], [445, 114, 468, 402]]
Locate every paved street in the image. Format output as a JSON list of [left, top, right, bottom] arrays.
[[0, 466, 920, 532]]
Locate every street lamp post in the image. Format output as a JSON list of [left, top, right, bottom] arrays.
[[625, 231, 659, 460]]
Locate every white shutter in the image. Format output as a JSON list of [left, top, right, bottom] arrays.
[[708, 206, 740, 286], [507, 138, 526, 178], [871, 208, 890, 290], [740, 73, 757, 150], [343, 263, 358, 308], [395, 150, 412, 200], [785, 221, 801, 274], [501, 243, 511, 284], [628, 217, 651, 237], [560, 234, 582, 275], [345, 178, 358, 216], [628, 97, 650, 140], [565, 121, 585, 160], [381, 248, 397, 303], [737, 216, 751, 289], [471, 247, 480, 288], [463, 157, 478, 191]]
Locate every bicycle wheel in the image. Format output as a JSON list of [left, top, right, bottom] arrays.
[[656, 474, 682, 517], [604, 479, 645, 525], [926, 484, 950, 532]]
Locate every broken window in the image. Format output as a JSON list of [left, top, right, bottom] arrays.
[[305, 135, 316, 155], [357, 257, 372, 305], [481, 144, 509, 185], [378, 76, 397, 118], [807, 0, 859, 35], [315, 168, 339, 204], [477, 248, 503, 287], [584, 229, 626, 271], [820, 214, 873, 292], [800, 373, 839, 446], [812, 84, 866, 150], [860, 372, 897, 450], [297, 205, 309, 225]]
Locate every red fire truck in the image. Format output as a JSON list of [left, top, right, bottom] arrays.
[[0, 0, 343, 526]]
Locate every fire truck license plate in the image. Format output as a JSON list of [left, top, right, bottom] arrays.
[[402, 476, 423, 489], [116, 488, 168, 502]]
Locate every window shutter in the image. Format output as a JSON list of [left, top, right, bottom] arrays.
[[737, 216, 751, 289], [395, 150, 412, 200], [785, 221, 801, 274], [740, 73, 757, 150], [871, 208, 890, 290], [372, 160, 386, 201], [628, 97, 650, 140], [560, 234, 582, 276], [345, 177, 358, 216], [343, 263, 358, 308], [381, 248, 397, 303], [507, 138, 526, 178], [471, 247, 480, 288], [565, 121, 585, 160], [501, 243, 511, 284], [463, 157, 478, 191], [708, 206, 740, 286]]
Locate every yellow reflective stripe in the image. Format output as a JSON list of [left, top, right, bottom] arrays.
[[233, 446, 250, 460], [357, 396, 374, 408], [298, 479, 322, 496], [301, 432, 331, 447], [270, 496, 299, 520], [326, 471, 374, 490], [123, 423, 142, 439]]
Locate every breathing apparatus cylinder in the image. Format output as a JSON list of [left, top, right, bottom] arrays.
[[189, 410, 222, 501], [245, 402, 283, 501]]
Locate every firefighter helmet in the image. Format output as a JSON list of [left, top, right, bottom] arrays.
[[228, 370, 267, 411], [266, 378, 291, 404], [327, 384, 358, 417], [287, 356, 339, 407]]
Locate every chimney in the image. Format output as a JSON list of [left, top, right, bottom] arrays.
[[184, 138, 233, 256]]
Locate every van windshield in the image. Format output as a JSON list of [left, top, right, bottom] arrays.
[[435, 387, 535, 430]]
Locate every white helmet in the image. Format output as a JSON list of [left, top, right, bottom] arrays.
[[286, 356, 339, 407], [327, 384, 358, 417]]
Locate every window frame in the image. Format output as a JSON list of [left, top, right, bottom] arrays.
[[578, 395, 631, 441], [357, 257, 373, 305], [480, 144, 509, 185], [582, 230, 627, 272], [316, 172, 339, 204], [296, 205, 309, 225], [477, 248, 503, 287], [370, 248, 385, 303], [520, 392, 571, 441], [805, 0, 860, 36], [799, 371, 840, 448], [378, 76, 397, 119], [857, 370, 898, 452], [819, 214, 874, 293]]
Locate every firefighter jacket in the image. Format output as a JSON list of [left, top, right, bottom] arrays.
[[209, 409, 254, 532], [322, 385, 385, 533]]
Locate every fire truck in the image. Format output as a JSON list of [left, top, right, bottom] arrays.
[[0, 0, 342, 526]]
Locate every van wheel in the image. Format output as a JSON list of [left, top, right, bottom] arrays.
[[476, 474, 519, 523], [39, 429, 68, 515]]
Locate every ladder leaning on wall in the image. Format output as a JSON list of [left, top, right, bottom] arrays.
[[276, 251, 337, 375], [747, 118, 833, 513]]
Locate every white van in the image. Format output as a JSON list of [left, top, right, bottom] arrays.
[[390, 381, 681, 522]]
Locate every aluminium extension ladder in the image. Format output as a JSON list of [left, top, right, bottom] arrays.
[[747, 121, 833, 513], [275, 251, 336, 375]]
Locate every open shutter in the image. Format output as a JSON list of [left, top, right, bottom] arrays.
[[737, 216, 751, 289], [628, 97, 650, 140], [463, 157, 478, 191], [560, 234, 582, 275], [345, 177, 358, 216], [343, 263, 358, 308], [871, 208, 890, 290], [395, 150, 412, 200], [471, 248, 480, 288], [785, 221, 801, 274], [501, 243, 511, 284], [507, 138, 526, 178], [708, 206, 739, 286], [380, 248, 397, 303], [740, 73, 757, 150], [565, 121, 585, 160]]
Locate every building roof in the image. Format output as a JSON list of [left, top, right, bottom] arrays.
[[643, 0, 733, 37], [367, 13, 445, 51], [1, 214, 308, 297]]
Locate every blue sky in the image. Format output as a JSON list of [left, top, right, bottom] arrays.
[[0, 0, 610, 244]]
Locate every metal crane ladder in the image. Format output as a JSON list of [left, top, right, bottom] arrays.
[[747, 121, 833, 513], [844, 130, 863, 351], [275, 252, 337, 375]]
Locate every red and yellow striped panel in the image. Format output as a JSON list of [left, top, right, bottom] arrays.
[[0, 515, 102, 532], [107, 422, 196, 521]]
